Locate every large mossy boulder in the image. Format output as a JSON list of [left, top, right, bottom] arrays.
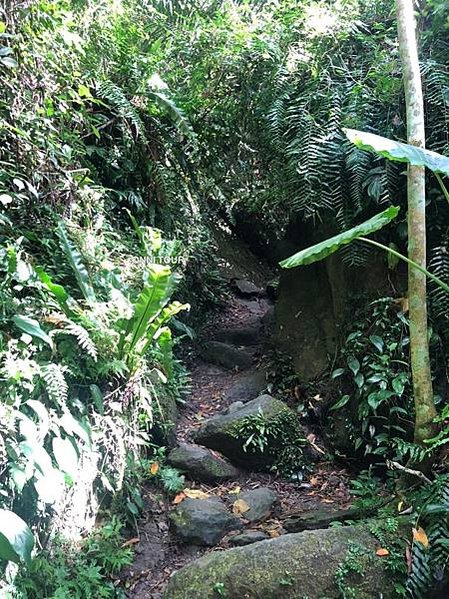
[[169, 497, 242, 546], [164, 522, 406, 599], [167, 443, 239, 483], [192, 394, 300, 470]]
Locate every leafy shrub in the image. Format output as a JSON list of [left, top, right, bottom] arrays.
[[7, 518, 132, 598], [330, 297, 413, 461]]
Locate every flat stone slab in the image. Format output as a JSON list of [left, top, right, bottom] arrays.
[[283, 505, 360, 532], [201, 341, 253, 370], [169, 497, 242, 546], [229, 530, 268, 546], [167, 443, 239, 483]]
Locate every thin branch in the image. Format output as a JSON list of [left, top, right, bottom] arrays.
[[387, 460, 432, 484]]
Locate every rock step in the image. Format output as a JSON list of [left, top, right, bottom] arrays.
[[213, 323, 262, 346], [169, 497, 242, 546], [223, 370, 267, 403], [200, 341, 253, 370], [167, 443, 239, 483], [232, 279, 265, 298], [164, 521, 405, 598]]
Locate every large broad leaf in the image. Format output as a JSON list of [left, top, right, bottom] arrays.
[[279, 206, 400, 269], [345, 129, 449, 176], [13, 315, 53, 349], [0, 509, 34, 566], [124, 264, 177, 356], [57, 222, 96, 302]]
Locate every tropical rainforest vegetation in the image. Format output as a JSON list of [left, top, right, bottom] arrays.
[[3, 0, 449, 597]]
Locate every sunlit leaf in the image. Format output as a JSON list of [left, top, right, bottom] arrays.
[[0, 510, 34, 566], [345, 128, 449, 176], [279, 207, 400, 269]]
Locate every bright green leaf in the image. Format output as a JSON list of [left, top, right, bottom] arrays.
[[13, 315, 53, 349], [345, 128, 449, 176], [279, 207, 400, 269], [0, 509, 34, 566]]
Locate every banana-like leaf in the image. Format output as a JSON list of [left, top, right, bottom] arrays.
[[57, 222, 96, 302], [125, 264, 176, 357], [138, 300, 190, 359], [279, 206, 400, 269], [345, 128, 449, 176], [0, 509, 34, 566]]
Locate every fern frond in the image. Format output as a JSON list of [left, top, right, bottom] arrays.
[[41, 363, 69, 406], [53, 320, 98, 362]]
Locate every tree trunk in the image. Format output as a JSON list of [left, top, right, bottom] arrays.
[[396, 0, 436, 445]]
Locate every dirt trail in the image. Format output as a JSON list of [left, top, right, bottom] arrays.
[[124, 286, 352, 598]]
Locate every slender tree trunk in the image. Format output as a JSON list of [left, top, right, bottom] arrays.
[[396, 0, 437, 445]]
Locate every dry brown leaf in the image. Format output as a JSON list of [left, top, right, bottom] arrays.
[[233, 499, 250, 515], [268, 529, 280, 538], [173, 492, 186, 504], [376, 548, 389, 557], [121, 537, 140, 548], [150, 462, 159, 475], [229, 486, 241, 495], [184, 488, 210, 500], [309, 476, 319, 486], [412, 526, 429, 548]]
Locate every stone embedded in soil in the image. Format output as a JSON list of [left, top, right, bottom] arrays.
[[234, 487, 279, 522], [223, 370, 267, 403], [214, 323, 262, 346], [229, 530, 268, 546], [232, 279, 264, 297], [169, 497, 242, 546], [201, 341, 253, 370], [167, 443, 239, 483], [163, 521, 405, 599], [192, 394, 298, 470], [283, 505, 360, 533]]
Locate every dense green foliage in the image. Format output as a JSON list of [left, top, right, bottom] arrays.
[[3, 0, 449, 597]]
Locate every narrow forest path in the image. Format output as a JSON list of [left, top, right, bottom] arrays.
[[123, 273, 353, 599]]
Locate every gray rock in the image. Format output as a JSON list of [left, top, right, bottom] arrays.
[[164, 521, 406, 598], [201, 341, 253, 370], [283, 506, 360, 533], [227, 401, 244, 414], [167, 443, 239, 483], [235, 487, 279, 522], [232, 279, 264, 297], [229, 530, 268, 546], [169, 497, 242, 546], [214, 323, 262, 346], [192, 394, 297, 470], [223, 370, 267, 403]]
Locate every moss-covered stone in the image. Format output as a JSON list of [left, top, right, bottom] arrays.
[[163, 522, 406, 599], [192, 394, 299, 470]]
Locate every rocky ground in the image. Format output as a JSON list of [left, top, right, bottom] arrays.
[[121, 260, 404, 598], [120, 274, 366, 598]]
